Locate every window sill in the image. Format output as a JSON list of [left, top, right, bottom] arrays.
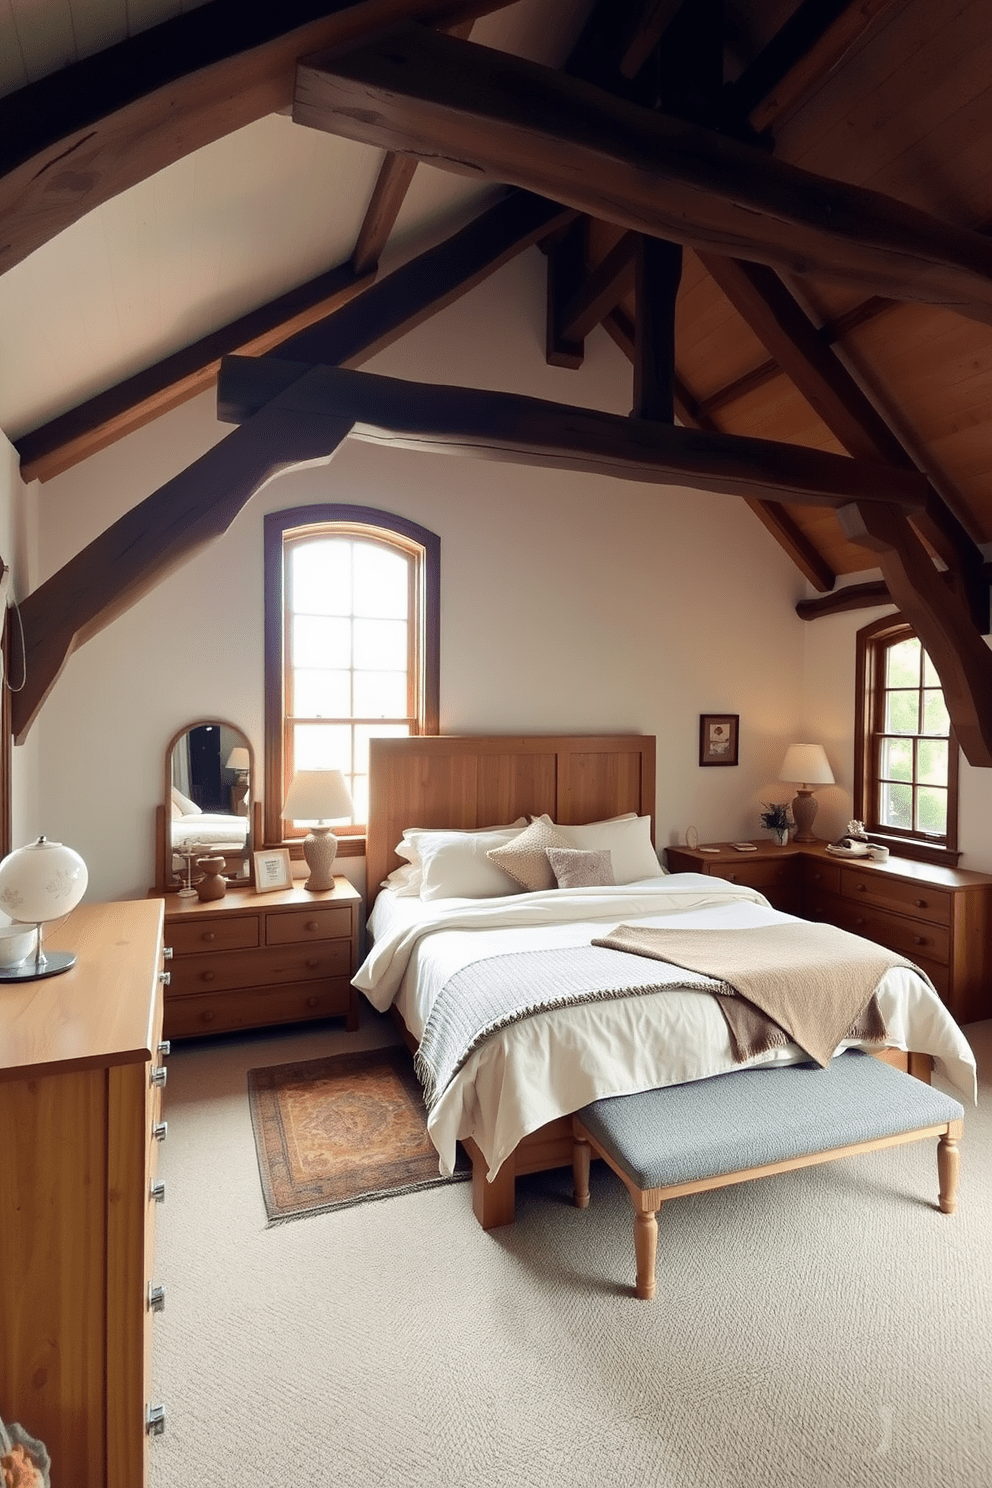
[[867, 832, 960, 869], [281, 835, 366, 860]]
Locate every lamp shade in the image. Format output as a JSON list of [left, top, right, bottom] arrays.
[[778, 743, 835, 787], [283, 769, 353, 823], [226, 747, 250, 772], [0, 836, 88, 924]]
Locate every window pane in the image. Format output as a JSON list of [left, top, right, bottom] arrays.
[[354, 670, 407, 718], [923, 652, 940, 688], [292, 669, 350, 718], [884, 690, 919, 734], [293, 724, 351, 773], [293, 615, 351, 669], [886, 638, 920, 688], [879, 737, 913, 782], [291, 541, 352, 615], [353, 544, 409, 618], [922, 689, 950, 736], [351, 774, 369, 825], [880, 781, 912, 830], [354, 723, 411, 774], [354, 617, 407, 670], [917, 738, 948, 787], [917, 787, 947, 836]]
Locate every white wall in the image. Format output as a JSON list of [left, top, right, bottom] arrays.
[[31, 250, 825, 903]]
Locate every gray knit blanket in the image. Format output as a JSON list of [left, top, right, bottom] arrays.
[[413, 944, 730, 1109]]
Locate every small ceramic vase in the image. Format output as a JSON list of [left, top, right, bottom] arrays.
[[195, 855, 227, 902], [774, 828, 789, 847]]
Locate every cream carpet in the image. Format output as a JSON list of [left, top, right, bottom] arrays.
[[149, 1013, 992, 1488]]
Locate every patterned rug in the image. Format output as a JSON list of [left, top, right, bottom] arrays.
[[247, 1045, 470, 1223]]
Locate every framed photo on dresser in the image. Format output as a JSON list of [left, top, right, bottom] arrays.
[[253, 847, 293, 892], [699, 714, 739, 767]]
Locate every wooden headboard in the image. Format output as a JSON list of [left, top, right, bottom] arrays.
[[366, 734, 656, 904]]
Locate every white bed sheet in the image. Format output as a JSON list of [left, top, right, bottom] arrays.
[[171, 814, 248, 850], [356, 874, 977, 1180]]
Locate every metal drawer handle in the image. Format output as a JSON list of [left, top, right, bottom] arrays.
[[158, 1041, 171, 1057], [150, 1066, 167, 1088], [150, 1179, 166, 1203], [163, 946, 174, 959], [146, 1404, 166, 1437], [153, 1121, 168, 1142], [158, 971, 171, 985], [148, 1283, 166, 1314]]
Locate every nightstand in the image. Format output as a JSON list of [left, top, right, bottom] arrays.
[[664, 839, 805, 915], [160, 877, 361, 1039]]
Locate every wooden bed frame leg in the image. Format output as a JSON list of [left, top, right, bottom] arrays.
[[633, 1201, 659, 1301], [469, 1143, 517, 1230], [937, 1121, 962, 1214], [573, 1126, 591, 1208]]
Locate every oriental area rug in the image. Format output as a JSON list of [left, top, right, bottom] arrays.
[[247, 1045, 470, 1224]]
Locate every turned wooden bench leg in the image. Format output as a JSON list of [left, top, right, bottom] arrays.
[[573, 1126, 591, 1209], [937, 1120, 963, 1214], [634, 1199, 659, 1301]]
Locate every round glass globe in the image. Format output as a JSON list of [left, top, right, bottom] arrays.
[[0, 837, 88, 924]]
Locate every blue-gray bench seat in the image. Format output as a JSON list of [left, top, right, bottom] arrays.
[[571, 1051, 964, 1300]]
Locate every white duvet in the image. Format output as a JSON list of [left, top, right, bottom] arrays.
[[354, 873, 977, 1180]]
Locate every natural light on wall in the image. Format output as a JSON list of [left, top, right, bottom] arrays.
[[286, 535, 414, 824], [879, 636, 949, 836]]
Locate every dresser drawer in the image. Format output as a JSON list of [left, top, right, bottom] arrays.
[[168, 939, 352, 997], [264, 905, 353, 945], [838, 867, 951, 927], [168, 916, 260, 955], [712, 857, 795, 891], [802, 859, 841, 896], [164, 978, 354, 1038], [832, 901, 950, 965]]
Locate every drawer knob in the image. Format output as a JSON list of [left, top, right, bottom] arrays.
[[856, 882, 867, 892], [307, 995, 319, 1008], [202, 931, 216, 943], [913, 935, 927, 946], [306, 920, 320, 932], [728, 873, 738, 882], [146, 1404, 166, 1437], [150, 1179, 166, 1203], [201, 970, 215, 982], [153, 1121, 168, 1142], [150, 1065, 167, 1088], [201, 1010, 215, 1023], [855, 917, 866, 927], [915, 898, 927, 908], [148, 1283, 166, 1314], [306, 958, 319, 969]]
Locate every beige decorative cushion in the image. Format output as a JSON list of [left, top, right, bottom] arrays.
[[546, 847, 615, 889], [486, 817, 572, 891]]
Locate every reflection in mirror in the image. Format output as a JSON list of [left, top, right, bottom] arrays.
[[166, 721, 254, 888]]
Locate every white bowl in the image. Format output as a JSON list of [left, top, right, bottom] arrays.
[[0, 923, 39, 968]]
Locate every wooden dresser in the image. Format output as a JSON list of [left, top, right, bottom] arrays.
[[664, 840, 992, 1024], [0, 899, 168, 1488], [160, 877, 361, 1039]]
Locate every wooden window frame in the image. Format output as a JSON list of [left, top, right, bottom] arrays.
[[854, 615, 959, 867], [264, 505, 439, 854]]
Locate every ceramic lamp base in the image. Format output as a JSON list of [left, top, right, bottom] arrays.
[[791, 788, 819, 842], [302, 826, 338, 891]]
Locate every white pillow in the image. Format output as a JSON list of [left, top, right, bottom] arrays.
[[391, 819, 527, 897], [554, 815, 663, 884], [171, 786, 201, 816], [417, 828, 524, 901]]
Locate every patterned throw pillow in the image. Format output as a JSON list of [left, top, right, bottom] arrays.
[[546, 846, 615, 889], [486, 817, 572, 891]]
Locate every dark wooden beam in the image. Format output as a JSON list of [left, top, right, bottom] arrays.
[[699, 357, 780, 417], [605, 307, 837, 592], [545, 218, 588, 369], [837, 503, 992, 768], [0, 0, 511, 279], [728, 0, 858, 119], [632, 237, 682, 423], [558, 231, 637, 344], [351, 154, 419, 276], [618, 0, 684, 80], [294, 25, 992, 323], [15, 260, 373, 483], [16, 188, 570, 484], [11, 404, 356, 742], [218, 354, 928, 511], [796, 580, 892, 619]]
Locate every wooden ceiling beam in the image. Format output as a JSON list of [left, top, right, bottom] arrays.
[[546, 218, 589, 370], [558, 230, 638, 344], [350, 154, 419, 276], [217, 354, 928, 512], [0, 0, 511, 280], [618, 0, 685, 80], [294, 25, 992, 323], [631, 238, 682, 423], [16, 188, 570, 484], [11, 404, 357, 742]]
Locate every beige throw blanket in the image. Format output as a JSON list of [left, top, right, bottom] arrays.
[[590, 921, 916, 1067]]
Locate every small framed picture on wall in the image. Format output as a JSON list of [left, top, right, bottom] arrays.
[[699, 714, 739, 767]]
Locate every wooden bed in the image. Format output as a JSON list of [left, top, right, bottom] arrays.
[[366, 731, 928, 1230]]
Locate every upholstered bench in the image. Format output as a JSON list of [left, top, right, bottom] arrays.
[[571, 1052, 964, 1301]]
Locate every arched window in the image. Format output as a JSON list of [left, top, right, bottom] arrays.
[[264, 506, 439, 851], [855, 616, 959, 864]]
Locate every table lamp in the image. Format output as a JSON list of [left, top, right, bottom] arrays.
[[226, 745, 251, 814], [0, 836, 89, 979], [778, 743, 835, 843], [282, 770, 354, 891]]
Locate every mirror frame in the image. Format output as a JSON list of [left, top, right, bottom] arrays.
[[157, 719, 257, 893]]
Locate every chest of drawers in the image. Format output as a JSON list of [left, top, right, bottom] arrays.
[[665, 840, 992, 1023], [161, 877, 361, 1039], [0, 900, 168, 1488]]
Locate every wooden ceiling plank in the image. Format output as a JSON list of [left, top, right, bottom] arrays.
[[16, 187, 570, 484], [557, 229, 637, 344], [0, 0, 512, 277], [350, 153, 419, 276], [837, 501, 992, 767], [700, 356, 782, 417], [293, 25, 992, 324], [11, 402, 357, 742], [216, 354, 929, 512]]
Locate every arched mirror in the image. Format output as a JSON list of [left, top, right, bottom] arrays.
[[158, 721, 255, 891]]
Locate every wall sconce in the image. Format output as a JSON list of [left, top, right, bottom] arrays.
[[778, 744, 835, 843], [282, 770, 354, 891]]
